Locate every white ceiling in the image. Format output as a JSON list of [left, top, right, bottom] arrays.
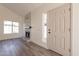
[[1, 3, 43, 17]]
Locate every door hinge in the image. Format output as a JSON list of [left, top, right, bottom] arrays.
[[69, 8, 71, 11], [69, 28, 71, 32], [69, 49, 71, 52]]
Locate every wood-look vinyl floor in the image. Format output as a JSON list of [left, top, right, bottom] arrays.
[[0, 38, 61, 56]]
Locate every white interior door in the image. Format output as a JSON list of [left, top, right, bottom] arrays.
[[47, 9, 56, 50], [47, 4, 71, 56]]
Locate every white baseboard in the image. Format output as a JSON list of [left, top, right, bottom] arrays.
[[30, 40, 48, 49]]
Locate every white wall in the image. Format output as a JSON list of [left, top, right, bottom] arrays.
[[24, 13, 31, 28], [31, 3, 64, 48], [71, 3, 79, 56], [0, 5, 24, 40]]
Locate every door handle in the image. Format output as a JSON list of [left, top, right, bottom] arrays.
[[48, 29, 51, 34], [48, 31, 51, 34]]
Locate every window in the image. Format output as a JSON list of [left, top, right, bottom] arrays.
[[4, 21, 12, 34], [13, 22, 19, 33], [4, 21, 19, 34], [42, 13, 47, 43]]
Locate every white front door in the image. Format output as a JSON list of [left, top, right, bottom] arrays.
[[47, 4, 71, 56]]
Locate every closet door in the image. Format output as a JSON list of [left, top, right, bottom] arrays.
[[47, 4, 71, 56]]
